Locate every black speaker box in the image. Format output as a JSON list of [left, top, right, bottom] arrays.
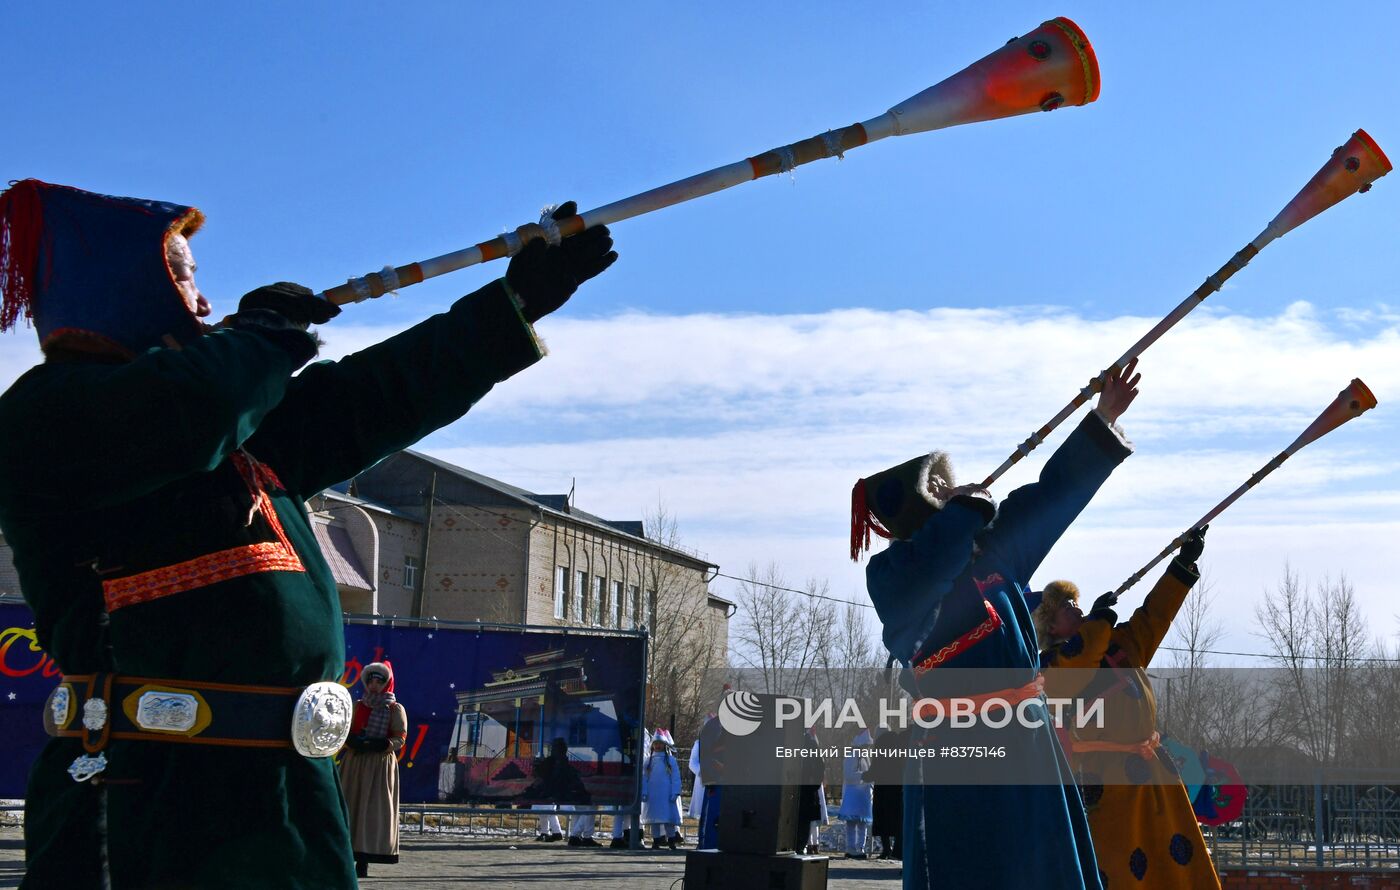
[[717, 784, 801, 855], [684, 850, 828, 890]]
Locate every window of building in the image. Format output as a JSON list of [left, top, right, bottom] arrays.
[[573, 570, 586, 622], [402, 555, 419, 589], [643, 589, 656, 629], [612, 580, 624, 628], [625, 585, 639, 630], [591, 576, 604, 626], [554, 567, 568, 620], [569, 715, 588, 746]]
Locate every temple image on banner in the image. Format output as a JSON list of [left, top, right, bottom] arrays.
[[438, 644, 638, 806]]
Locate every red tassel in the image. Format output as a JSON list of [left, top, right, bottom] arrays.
[[0, 179, 46, 332], [850, 478, 893, 561], [851, 478, 868, 561]]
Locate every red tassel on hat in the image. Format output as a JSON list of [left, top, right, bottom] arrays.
[[850, 478, 893, 562], [0, 179, 45, 332]]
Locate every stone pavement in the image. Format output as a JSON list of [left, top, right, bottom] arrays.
[[0, 826, 904, 888]]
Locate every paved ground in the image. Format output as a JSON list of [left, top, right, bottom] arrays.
[[0, 826, 903, 888]]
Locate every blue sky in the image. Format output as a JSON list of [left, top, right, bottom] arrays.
[[5, 3, 1400, 660]]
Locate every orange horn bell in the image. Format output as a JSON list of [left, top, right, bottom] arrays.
[[1114, 378, 1378, 597], [876, 17, 1100, 137], [1291, 378, 1378, 451], [1264, 130, 1392, 242]]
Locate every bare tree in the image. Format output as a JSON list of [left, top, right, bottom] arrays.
[[639, 500, 722, 751], [814, 595, 883, 719], [1155, 572, 1281, 758], [1253, 566, 1370, 765], [1346, 635, 1400, 769], [1159, 571, 1224, 740], [729, 562, 832, 697], [1159, 573, 1233, 744]]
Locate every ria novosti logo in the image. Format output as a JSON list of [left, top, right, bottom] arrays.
[[717, 690, 766, 736], [716, 688, 1106, 733]]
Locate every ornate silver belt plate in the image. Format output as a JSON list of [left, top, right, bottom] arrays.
[[290, 681, 353, 758]]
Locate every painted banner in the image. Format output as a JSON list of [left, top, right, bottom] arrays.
[[0, 601, 60, 799], [0, 601, 647, 809]]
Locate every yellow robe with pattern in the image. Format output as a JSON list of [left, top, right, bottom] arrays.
[[1043, 563, 1221, 889]]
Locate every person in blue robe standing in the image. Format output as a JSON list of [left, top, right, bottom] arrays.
[[851, 360, 1141, 890], [641, 729, 684, 848], [836, 728, 874, 858]]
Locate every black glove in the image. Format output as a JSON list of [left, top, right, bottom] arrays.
[[1087, 591, 1118, 626], [1089, 590, 1117, 613], [949, 490, 996, 524], [505, 201, 618, 322], [239, 282, 341, 330], [360, 737, 391, 753], [344, 735, 367, 752], [1178, 525, 1208, 565]]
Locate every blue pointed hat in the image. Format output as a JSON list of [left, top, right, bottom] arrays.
[[1, 179, 206, 357]]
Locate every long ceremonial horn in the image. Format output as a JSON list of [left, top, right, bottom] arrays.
[[980, 130, 1391, 489], [1113, 378, 1377, 596], [319, 17, 1100, 305]]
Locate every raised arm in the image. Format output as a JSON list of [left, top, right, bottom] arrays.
[[244, 278, 544, 496], [1113, 528, 1205, 667], [980, 360, 1140, 584], [246, 202, 616, 497], [866, 492, 994, 663]]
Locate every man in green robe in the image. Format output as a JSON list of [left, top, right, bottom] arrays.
[[0, 179, 617, 888]]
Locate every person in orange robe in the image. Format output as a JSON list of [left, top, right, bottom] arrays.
[[1036, 527, 1221, 889]]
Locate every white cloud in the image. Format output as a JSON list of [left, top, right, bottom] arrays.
[[397, 301, 1400, 659], [4, 301, 1397, 658]]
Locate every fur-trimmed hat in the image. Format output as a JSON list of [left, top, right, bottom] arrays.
[[361, 661, 395, 693], [1028, 580, 1080, 652], [850, 451, 955, 560], [1, 178, 206, 357]]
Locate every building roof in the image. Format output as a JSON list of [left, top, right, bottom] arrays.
[[399, 450, 717, 571], [318, 487, 418, 521], [311, 521, 374, 591], [605, 520, 646, 538]]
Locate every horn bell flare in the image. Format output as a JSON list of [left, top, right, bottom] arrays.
[[884, 16, 1101, 137], [1266, 130, 1392, 240], [1293, 378, 1378, 449]]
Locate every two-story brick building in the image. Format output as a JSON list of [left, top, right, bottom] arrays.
[[334, 452, 729, 657]]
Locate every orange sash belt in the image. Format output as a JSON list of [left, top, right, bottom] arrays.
[[915, 674, 1045, 722], [1072, 730, 1161, 760]]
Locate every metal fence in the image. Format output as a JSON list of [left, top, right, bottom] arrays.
[[1205, 779, 1400, 869]]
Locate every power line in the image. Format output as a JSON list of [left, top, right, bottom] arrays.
[[1156, 645, 1400, 665], [709, 570, 870, 610]]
